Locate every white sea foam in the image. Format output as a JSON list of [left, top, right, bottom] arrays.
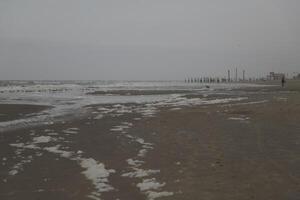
[[138, 149, 149, 157], [94, 114, 104, 120], [135, 138, 152, 146], [122, 122, 133, 126], [10, 143, 39, 150], [44, 145, 72, 158], [228, 116, 250, 122], [127, 159, 145, 167], [137, 178, 165, 191], [42, 146, 116, 199], [137, 178, 174, 200], [170, 107, 181, 111], [135, 138, 144, 144], [110, 126, 126, 132], [124, 134, 134, 139], [0, 80, 260, 132], [100, 109, 116, 114], [167, 97, 248, 107], [8, 155, 34, 176], [115, 105, 133, 114], [33, 136, 52, 144], [146, 191, 174, 200], [122, 168, 160, 178], [8, 130, 115, 200], [110, 124, 131, 132], [62, 128, 78, 134], [222, 100, 268, 107], [80, 158, 115, 195], [276, 97, 288, 101], [97, 107, 110, 111]]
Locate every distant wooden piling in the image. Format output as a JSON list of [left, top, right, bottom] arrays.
[[228, 70, 230, 82]]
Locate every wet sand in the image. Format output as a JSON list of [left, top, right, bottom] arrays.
[[0, 81, 299, 200], [0, 104, 51, 122], [144, 92, 300, 199]]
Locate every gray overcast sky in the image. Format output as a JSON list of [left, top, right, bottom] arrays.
[[0, 0, 299, 80]]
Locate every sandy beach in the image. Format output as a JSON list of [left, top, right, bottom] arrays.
[[0, 81, 299, 200], [2, 0, 300, 199]]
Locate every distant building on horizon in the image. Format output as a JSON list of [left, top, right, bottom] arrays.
[[292, 73, 300, 79], [267, 72, 285, 80]]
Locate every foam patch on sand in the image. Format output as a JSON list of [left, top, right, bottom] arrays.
[[8, 155, 34, 176], [8, 129, 115, 200], [135, 138, 153, 146], [222, 100, 269, 107], [276, 97, 288, 101], [168, 97, 248, 107], [138, 149, 149, 157], [8, 139, 50, 176], [127, 96, 248, 121], [228, 116, 250, 122], [137, 178, 174, 200], [122, 168, 160, 178], [10, 145, 115, 199], [33, 136, 53, 143], [80, 158, 116, 199], [44, 145, 73, 158], [94, 114, 104, 120], [136, 139, 154, 158], [110, 122, 133, 133], [10, 143, 39, 150], [9, 135, 58, 175], [110, 125, 130, 132], [120, 133, 173, 199], [97, 107, 111, 112], [42, 145, 116, 199], [115, 106, 133, 114], [146, 191, 174, 200], [122, 122, 133, 126], [149, 96, 248, 109], [126, 159, 145, 167], [136, 106, 157, 117], [137, 178, 165, 191], [105, 116, 172, 198], [96, 105, 134, 117], [62, 128, 79, 134], [170, 107, 181, 111]]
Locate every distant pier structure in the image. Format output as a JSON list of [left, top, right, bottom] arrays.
[[185, 67, 252, 83], [185, 76, 229, 84]]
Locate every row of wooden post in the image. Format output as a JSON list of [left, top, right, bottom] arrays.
[[185, 69, 249, 83]]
